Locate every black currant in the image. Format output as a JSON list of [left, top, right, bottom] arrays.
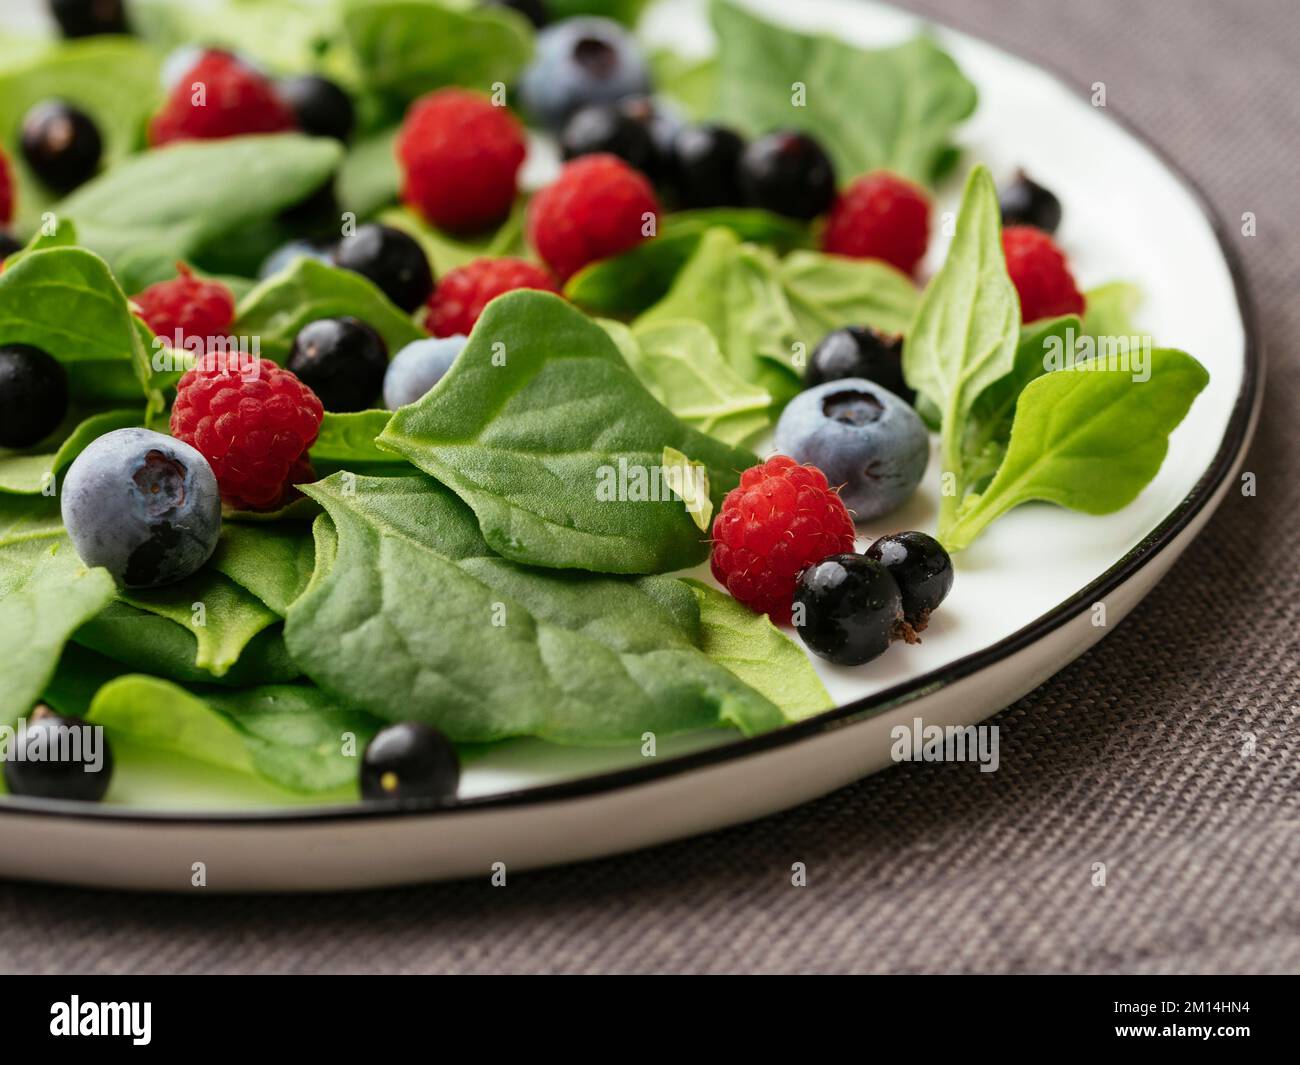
[[793, 553, 903, 666], [560, 103, 659, 176], [2, 706, 114, 802], [670, 123, 747, 209], [360, 721, 460, 803], [277, 75, 356, 143], [20, 100, 104, 194], [332, 223, 434, 313], [287, 317, 388, 413], [48, 0, 129, 39], [806, 326, 914, 403], [738, 130, 836, 220], [865, 531, 953, 631], [999, 169, 1062, 234], [0, 343, 69, 448]]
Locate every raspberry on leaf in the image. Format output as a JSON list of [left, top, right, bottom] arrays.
[[427, 257, 559, 338], [710, 455, 857, 625]]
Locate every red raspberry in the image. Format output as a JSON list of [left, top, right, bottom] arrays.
[[133, 264, 236, 352], [527, 154, 660, 282], [0, 147, 13, 227], [426, 257, 560, 337], [710, 456, 857, 625], [171, 353, 324, 511], [1002, 225, 1085, 322], [821, 171, 931, 276], [396, 89, 527, 234], [149, 50, 297, 147]]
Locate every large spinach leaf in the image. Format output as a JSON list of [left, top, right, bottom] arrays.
[[284, 473, 785, 743], [87, 675, 380, 794], [57, 134, 343, 292], [341, 0, 533, 106], [710, 0, 976, 185], [379, 290, 756, 574], [0, 497, 117, 726], [943, 349, 1210, 550]]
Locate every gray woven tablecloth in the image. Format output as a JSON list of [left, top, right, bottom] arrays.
[[2, 0, 1297, 975]]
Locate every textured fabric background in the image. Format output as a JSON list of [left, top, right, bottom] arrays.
[[2, 0, 1297, 975]]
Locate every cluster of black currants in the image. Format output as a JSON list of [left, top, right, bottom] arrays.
[[559, 96, 839, 221]]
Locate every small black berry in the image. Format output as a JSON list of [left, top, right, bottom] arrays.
[[2, 706, 114, 802], [561, 103, 659, 176], [0, 232, 23, 262], [670, 123, 746, 209], [999, 169, 1062, 234], [48, 0, 129, 39], [287, 317, 389, 413], [360, 721, 460, 803], [0, 343, 69, 448], [332, 223, 434, 313], [866, 531, 953, 631], [277, 75, 356, 143], [738, 130, 836, 220], [20, 100, 103, 194], [794, 553, 904, 666], [483, 0, 549, 29], [807, 326, 914, 403]]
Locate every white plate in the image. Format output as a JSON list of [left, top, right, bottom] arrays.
[[0, 0, 1259, 890]]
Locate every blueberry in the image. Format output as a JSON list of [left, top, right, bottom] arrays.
[[999, 169, 1062, 234], [483, 0, 549, 28], [807, 326, 913, 403], [277, 75, 355, 143], [518, 16, 651, 131], [20, 100, 103, 194], [866, 531, 953, 631], [383, 335, 467, 410], [288, 317, 388, 413], [258, 238, 334, 280], [738, 130, 836, 220], [62, 428, 222, 588], [2, 706, 114, 802], [48, 0, 129, 39], [360, 721, 460, 803], [775, 378, 928, 521], [0, 343, 68, 448], [561, 103, 659, 176], [670, 123, 747, 208], [0, 232, 22, 262], [332, 223, 434, 313], [793, 554, 903, 666]]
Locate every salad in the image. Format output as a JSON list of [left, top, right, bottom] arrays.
[[0, 0, 1207, 808]]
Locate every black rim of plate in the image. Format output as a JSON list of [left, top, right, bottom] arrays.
[[0, 14, 1263, 828]]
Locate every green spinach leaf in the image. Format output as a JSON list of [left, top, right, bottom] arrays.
[[0, 408, 143, 496], [943, 349, 1210, 550], [87, 675, 380, 794], [284, 473, 785, 742], [312, 410, 407, 469], [565, 208, 808, 317], [341, 0, 533, 106], [685, 579, 832, 721], [209, 523, 317, 616], [57, 134, 343, 292], [903, 166, 1020, 534], [337, 127, 401, 220], [0, 246, 159, 408], [0, 503, 117, 727], [710, 0, 976, 185], [614, 318, 773, 446], [379, 290, 756, 574], [778, 250, 919, 344]]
